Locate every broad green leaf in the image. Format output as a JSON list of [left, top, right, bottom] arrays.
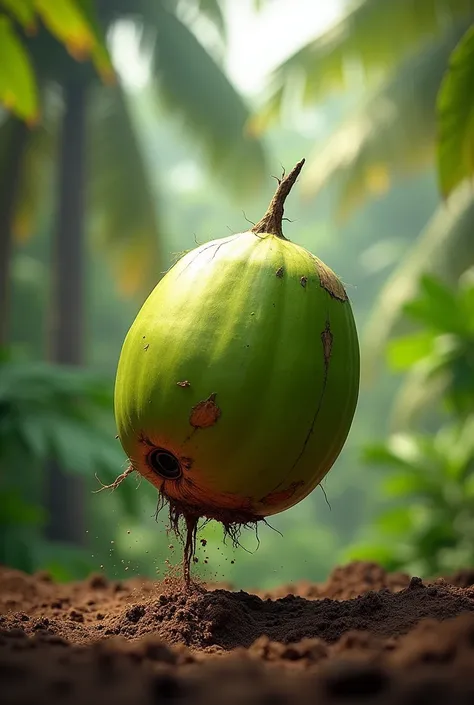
[[35, 0, 103, 64], [143, 1, 267, 197], [465, 472, 474, 497], [0, 0, 36, 30], [88, 82, 163, 298], [259, 0, 474, 126], [3, 0, 113, 82], [437, 24, 474, 197], [362, 436, 424, 471], [402, 275, 463, 333], [0, 15, 38, 122], [386, 331, 434, 371], [383, 471, 433, 498], [434, 420, 474, 478], [417, 516, 458, 554], [459, 272, 474, 331], [376, 506, 415, 533]]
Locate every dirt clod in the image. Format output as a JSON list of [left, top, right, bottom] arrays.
[[2, 560, 474, 704]]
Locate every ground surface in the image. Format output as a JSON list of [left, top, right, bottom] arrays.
[[2, 561, 474, 704]]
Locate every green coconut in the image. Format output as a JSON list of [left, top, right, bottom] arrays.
[[113, 159, 360, 577]]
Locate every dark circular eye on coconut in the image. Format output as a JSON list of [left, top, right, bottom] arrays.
[[149, 448, 182, 480]]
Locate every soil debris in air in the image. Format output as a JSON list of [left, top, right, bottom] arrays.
[[3, 561, 474, 703]]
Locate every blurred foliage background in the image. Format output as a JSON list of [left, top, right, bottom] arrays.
[[1, 0, 473, 589]]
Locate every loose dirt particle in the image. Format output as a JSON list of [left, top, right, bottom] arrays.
[[2, 561, 474, 704]]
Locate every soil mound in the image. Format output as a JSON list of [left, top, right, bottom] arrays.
[[3, 561, 474, 704]]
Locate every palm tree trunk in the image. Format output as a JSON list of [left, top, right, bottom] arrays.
[[45, 80, 87, 544], [0, 118, 28, 346]]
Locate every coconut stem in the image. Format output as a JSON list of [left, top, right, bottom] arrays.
[[251, 158, 305, 240]]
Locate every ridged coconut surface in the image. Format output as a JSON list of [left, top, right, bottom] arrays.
[[114, 161, 360, 530]]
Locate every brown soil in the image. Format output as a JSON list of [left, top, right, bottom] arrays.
[[2, 561, 474, 704]]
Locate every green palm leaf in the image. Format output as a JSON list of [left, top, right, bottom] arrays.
[[0, 0, 36, 30], [0, 15, 38, 122], [299, 24, 468, 218], [260, 0, 474, 120], [437, 24, 474, 197], [363, 182, 474, 382], [87, 81, 163, 298], [196, 0, 225, 36], [141, 1, 267, 197]]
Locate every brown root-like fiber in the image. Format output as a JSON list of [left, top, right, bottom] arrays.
[[156, 492, 262, 587]]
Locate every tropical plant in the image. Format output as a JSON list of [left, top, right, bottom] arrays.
[[257, 0, 474, 372], [0, 0, 267, 545], [0, 0, 112, 123], [437, 23, 474, 197], [0, 347, 136, 573], [348, 271, 474, 576], [1, 0, 267, 337]]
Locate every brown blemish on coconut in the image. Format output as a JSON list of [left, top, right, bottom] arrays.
[[321, 320, 334, 368], [144, 344, 149, 351], [315, 257, 348, 301], [300, 276, 308, 288], [276, 266, 284, 278], [189, 393, 221, 429], [177, 380, 191, 388], [261, 480, 305, 506]]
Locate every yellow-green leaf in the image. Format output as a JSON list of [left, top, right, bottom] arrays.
[[0, 0, 36, 31], [34, 0, 96, 60], [258, 0, 474, 129], [0, 15, 38, 122], [437, 24, 474, 197], [73, 0, 114, 83]]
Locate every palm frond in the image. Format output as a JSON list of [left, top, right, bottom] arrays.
[[11, 88, 59, 243], [195, 0, 225, 36], [300, 24, 468, 218], [141, 1, 267, 198], [437, 23, 474, 197], [363, 182, 474, 382], [0, 0, 36, 30], [259, 0, 474, 124], [87, 81, 163, 298], [0, 14, 38, 122]]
